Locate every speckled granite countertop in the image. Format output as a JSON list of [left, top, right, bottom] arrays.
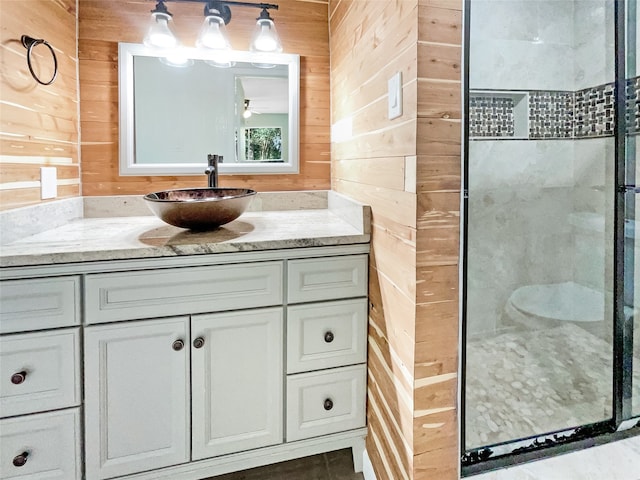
[[0, 191, 370, 268]]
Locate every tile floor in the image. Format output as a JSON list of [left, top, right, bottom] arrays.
[[466, 323, 640, 449], [203, 436, 640, 480], [467, 435, 640, 480], [206, 448, 364, 480]]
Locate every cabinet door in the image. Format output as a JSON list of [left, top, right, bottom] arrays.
[[191, 308, 283, 460], [84, 317, 190, 480]]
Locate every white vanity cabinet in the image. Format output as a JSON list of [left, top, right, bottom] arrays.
[[0, 276, 82, 480], [0, 245, 369, 480]]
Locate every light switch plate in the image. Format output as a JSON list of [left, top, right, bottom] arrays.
[[40, 166, 57, 199], [388, 72, 403, 120]]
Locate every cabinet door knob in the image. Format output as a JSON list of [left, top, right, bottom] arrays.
[[11, 371, 27, 385], [324, 331, 334, 343], [193, 337, 205, 349], [13, 451, 29, 467], [172, 339, 185, 351], [323, 398, 334, 411]]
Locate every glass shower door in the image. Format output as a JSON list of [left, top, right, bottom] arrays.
[[464, 0, 616, 457]]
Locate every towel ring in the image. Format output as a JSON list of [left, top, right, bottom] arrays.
[[21, 35, 58, 86]]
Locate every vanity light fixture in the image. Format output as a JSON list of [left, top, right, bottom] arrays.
[[249, 7, 282, 53], [144, 1, 179, 49], [144, 0, 282, 54]]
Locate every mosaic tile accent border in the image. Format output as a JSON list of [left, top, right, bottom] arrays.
[[574, 83, 615, 137], [470, 78, 640, 140], [627, 76, 640, 135], [529, 91, 573, 139], [469, 96, 515, 137]]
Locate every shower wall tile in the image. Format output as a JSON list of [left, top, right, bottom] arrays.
[[468, 140, 574, 190], [573, 0, 614, 90], [468, 0, 573, 44], [467, 140, 575, 336], [529, 91, 573, 139], [574, 83, 615, 137], [469, 0, 575, 91], [627, 76, 640, 135], [469, 96, 515, 137], [469, 39, 576, 91]]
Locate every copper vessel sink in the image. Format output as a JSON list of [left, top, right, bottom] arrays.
[[143, 188, 256, 230]]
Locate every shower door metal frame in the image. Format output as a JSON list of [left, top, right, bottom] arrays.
[[461, 0, 640, 475], [614, 0, 636, 426]]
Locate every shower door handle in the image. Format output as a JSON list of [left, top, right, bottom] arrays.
[[618, 185, 640, 193]]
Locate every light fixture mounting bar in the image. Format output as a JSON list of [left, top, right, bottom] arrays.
[[159, 0, 278, 10], [154, 0, 278, 25]]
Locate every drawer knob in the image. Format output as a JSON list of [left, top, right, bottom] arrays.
[[172, 339, 185, 351], [13, 451, 29, 467], [193, 337, 205, 349], [323, 398, 334, 411], [324, 331, 334, 343], [11, 371, 27, 385]]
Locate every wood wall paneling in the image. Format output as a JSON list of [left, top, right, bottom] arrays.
[[413, 1, 462, 478], [330, 1, 420, 479], [0, 0, 80, 211], [78, 0, 331, 196], [330, 0, 462, 477]]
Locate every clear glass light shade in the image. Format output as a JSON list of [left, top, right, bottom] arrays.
[[196, 15, 231, 50], [144, 12, 178, 49], [250, 19, 283, 53]]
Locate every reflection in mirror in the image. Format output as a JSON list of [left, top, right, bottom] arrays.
[[119, 43, 299, 175]]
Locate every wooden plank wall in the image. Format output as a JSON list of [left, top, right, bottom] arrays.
[[78, 0, 330, 196], [329, 1, 420, 479], [0, 0, 80, 211], [329, 0, 462, 479], [413, 1, 461, 478]]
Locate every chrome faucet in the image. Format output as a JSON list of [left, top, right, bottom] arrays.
[[205, 154, 219, 188]]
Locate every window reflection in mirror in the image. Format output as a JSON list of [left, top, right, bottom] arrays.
[[119, 43, 299, 175], [244, 127, 283, 162]]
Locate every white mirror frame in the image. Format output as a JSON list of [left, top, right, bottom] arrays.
[[118, 43, 300, 175]]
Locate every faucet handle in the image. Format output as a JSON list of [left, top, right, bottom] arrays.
[[207, 154, 218, 167]]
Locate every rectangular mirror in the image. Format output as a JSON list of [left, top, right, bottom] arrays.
[[118, 43, 300, 175]]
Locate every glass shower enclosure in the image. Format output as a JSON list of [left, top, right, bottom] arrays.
[[462, 0, 639, 470]]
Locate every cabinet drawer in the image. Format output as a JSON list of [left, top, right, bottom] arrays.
[[287, 299, 367, 374], [85, 261, 283, 324], [286, 364, 366, 442], [0, 408, 81, 480], [0, 277, 80, 334], [287, 255, 367, 304], [0, 329, 80, 418]]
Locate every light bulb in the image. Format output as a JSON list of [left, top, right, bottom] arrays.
[[144, 12, 178, 49], [160, 49, 194, 68], [243, 109, 252, 119], [197, 15, 231, 50], [250, 18, 282, 53]]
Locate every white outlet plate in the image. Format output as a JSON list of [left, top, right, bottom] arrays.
[[388, 72, 403, 120], [40, 166, 57, 199]]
